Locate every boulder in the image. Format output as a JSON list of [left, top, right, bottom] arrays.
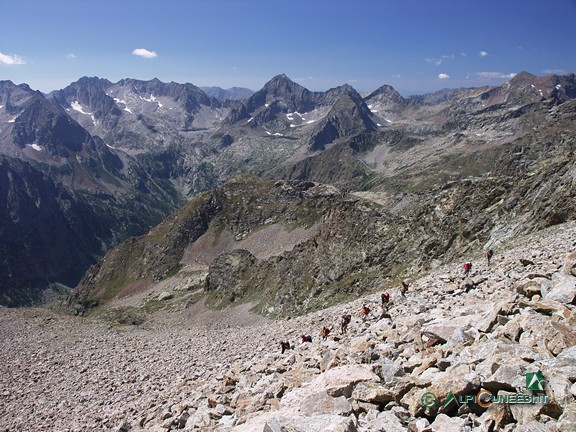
[[562, 251, 576, 277], [262, 414, 358, 432], [281, 365, 379, 409], [487, 400, 514, 428], [556, 403, 576, 431], [352, 382, 396, 405], [157, 291, 173, 301], [544, 273, 576, 304], [426, 364, 481, 409], [365, 410, 408, 432], [407, 417, 431, 432], [299, 391, 352, 416], [430, 413, 467, 432], [516, 280, 544, 299]]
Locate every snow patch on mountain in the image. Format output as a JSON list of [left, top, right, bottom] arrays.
[[70, 101, 96, 124], [27, 143, 43, 151]]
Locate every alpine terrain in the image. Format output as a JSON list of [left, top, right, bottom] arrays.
[[0, 71, 575, 431]]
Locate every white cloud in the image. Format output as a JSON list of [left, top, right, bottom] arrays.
[[0, 51, 25, 65], [66, 53, 76, 60], [438, 73, 450, 80], [132, 48, 157, 58], [479, 51, 488, 57], [477, 71, 516, 79], [392, 74, 401, 79]]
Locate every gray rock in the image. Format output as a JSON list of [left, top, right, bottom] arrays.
[[407, 417, 431, 432], [352, 382, 396, 405], [430, 413, 466, 432], [263, 414, 358, 432], [158, 291, 174, 301], [299, 391, 352, 416], [556, 403, 576, 431], [544, 273, 576, 304], [366, 410, 408, 432]]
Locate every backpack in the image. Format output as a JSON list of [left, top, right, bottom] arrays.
[[381, 292, 390, 303], [487, 249, 493, 257]]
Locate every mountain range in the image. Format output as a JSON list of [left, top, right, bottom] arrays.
[[1, 71, 575, 308]]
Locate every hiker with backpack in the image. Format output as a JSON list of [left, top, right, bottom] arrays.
[[361, 305, 371, 321], [380, 292, 390, 311], [280, 341, 291, 354], [340, 312, 352, 334], [301, 334, 312, 344], [400, 280, 409, 296], [486, 249, 494, 266], [463, 261, 472, 276], [321, 326, 331, 340]]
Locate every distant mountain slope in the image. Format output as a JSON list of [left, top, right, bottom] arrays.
[[200, 86, 254, 102], [0, 81, 183, 306], [69, 132, 576, 316]]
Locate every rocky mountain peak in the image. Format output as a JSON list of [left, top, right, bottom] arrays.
[[365, 84, 405, 105], [499, 71, 576, 103]]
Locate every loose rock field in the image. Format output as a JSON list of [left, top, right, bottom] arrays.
[[1, 222, 576, 431]]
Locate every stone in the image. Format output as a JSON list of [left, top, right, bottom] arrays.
[[556, 403, 576, 431], [516, 280, 543, 298], [262, 414, 358, 432], [430, 413, 467, 432], [408, 417, 431, 432], [477, 357, 530, 393], [562, 251, 576, 277], [299, 391, 353, 416], [513, 421, 554, 431], [352, 382, 396, 405], [544, 273, 576, 304], [487, 401, 514, 428], [157, 291, 173, 301], [365, 410, 407, 432], [280, 364, 379, 412], [426, 364, 481, 410]]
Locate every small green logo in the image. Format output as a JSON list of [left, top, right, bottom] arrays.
[[444, 390, 459, 408], [526, 372, 545, 391], [421, 391, 438, 409]]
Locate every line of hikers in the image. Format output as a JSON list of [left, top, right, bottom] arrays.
[[280, 289, 396, 352], [281, 248, 495, 353]]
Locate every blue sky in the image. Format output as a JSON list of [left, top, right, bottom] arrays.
[[1, 0, 575, 95]]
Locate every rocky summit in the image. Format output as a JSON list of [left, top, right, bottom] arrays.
[[1, 221, 575, 431]]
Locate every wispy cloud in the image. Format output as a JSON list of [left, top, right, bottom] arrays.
[[66, 53, 76, 60], [479, 51, 488, 57], [0, 51, 25, 65], [392, 74, 401, 79], [477, 71, 516, 79], [426, 54, 455, 66], [132, 48, 157, 58], [438, 73, 450, 80]]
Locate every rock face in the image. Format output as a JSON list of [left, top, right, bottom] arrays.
[[2, 221, 576, 431]]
